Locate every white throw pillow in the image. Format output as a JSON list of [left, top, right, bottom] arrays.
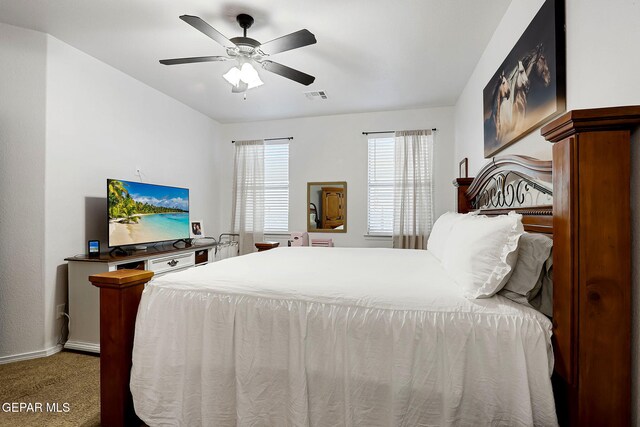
[[442, 212, 524, 299], [427, 212, 476, 261], [499, 232, 553, 300]]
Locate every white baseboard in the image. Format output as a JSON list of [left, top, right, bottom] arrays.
[[63, 340, 100, 354], [0, 344, 63, 365]]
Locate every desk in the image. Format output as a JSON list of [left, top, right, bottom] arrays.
[[64, 242, 216, 353]]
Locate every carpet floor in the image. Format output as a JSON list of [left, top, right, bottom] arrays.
[[0, 351, 100, 426]]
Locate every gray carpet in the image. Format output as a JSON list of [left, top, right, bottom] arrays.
[[0, 350, 100, 426]]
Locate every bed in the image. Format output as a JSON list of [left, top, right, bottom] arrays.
[[131, 247, 556, 426], [89, 106, 640, 427]]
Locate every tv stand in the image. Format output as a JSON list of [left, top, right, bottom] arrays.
[[64, 241, 217, 353]]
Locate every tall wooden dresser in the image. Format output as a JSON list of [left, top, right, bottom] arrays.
[[321, 186, 345, 229]]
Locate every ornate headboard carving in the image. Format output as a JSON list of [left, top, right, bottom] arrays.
[[454, 155, 553, 234]]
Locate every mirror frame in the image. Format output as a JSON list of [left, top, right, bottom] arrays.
[[307, 181, 347, 233]]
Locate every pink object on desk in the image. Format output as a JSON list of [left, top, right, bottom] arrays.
[[290, 232, 309, 246], [311, 238, 334, 247]]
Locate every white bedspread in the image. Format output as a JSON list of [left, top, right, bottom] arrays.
[[131, 247, 557, 426]]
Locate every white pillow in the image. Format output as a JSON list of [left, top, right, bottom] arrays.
[[427, 212, 475, 261], [500, 233, 553, 300], [442, 212, 524, 299]]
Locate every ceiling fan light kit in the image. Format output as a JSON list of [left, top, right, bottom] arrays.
[[160, 13, 317, 94], [223, 62, 264, 89]]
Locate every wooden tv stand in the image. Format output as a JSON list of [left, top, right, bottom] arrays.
[[64, 242, 217, 353]]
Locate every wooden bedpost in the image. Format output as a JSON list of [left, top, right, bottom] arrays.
[[89, 269, 154, 427], [542, 105, 640, 426], [453, 177, 474, 213]]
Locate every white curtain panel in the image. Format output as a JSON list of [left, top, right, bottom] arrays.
[[392, 130, 434, 249], [231, 140, 265, 255]]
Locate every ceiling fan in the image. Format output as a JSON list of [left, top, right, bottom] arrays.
[[160, 14, 317, 93]]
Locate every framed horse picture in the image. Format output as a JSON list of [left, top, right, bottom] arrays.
[[482, 0, 565, 157]]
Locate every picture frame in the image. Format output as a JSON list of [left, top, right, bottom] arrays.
[[459, 158, 469, 178], [482, 0, 565, 158], [307, 181, 347, 233], [190, 220, 204, 238]]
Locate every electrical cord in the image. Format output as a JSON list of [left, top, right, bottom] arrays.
[[63, 313, 71, 331], [57, 313, 70, 346]]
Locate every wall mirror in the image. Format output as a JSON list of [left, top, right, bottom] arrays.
[[307, 182, 347, 233]]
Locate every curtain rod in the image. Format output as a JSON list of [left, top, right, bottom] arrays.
[[362, 128, 437, 135], [232, 137, 293, 143]]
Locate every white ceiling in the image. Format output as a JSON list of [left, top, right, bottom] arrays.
[[0, 0, 511, 123]]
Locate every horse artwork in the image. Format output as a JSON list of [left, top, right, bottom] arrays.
[[497, 60, 529, 143], [497, 46, 551, 143], [487, 71, 511, 142], [483, 0, 565, 157]]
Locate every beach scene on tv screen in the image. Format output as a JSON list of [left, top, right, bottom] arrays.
[[108, 180, 189, 247]]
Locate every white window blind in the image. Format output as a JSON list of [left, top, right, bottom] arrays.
[[367, 137, 395, 235], [264, 142, 289, 233]]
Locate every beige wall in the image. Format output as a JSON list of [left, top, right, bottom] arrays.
[[0, 23, 47, 361], [215, 107, 455, 248], [0, 24, 222, 361]]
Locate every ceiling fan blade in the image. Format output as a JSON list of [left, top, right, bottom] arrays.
[[159, 56, 228, 65], [261, 60, 315, 86], [179, 15, 235, 48], [260, 29, 317, 55]]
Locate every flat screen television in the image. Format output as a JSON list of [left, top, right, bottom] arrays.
[[107, 179, 189, 248]]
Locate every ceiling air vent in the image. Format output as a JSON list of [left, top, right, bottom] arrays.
[[304, 90, 328, 100]]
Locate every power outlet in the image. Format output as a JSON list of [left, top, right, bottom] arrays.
[[56, 304, 66, 319]]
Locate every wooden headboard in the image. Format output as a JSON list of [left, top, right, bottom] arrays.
[[455, 106, 640, 427]]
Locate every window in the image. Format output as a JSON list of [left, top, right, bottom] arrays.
[[264, 142, 289, 233], [367, 136, 394, 235]]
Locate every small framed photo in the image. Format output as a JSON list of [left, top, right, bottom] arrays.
[[190, 220, 204, 238]]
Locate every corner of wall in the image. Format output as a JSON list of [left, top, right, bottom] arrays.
[[40, 32, 225, 354]]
